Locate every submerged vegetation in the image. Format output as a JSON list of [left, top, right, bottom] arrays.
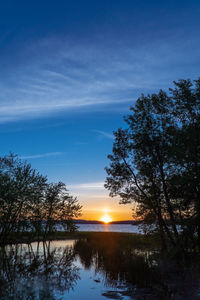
[[74, 233, 200, 299], [0, 154, 82, 245], [105, 78, 200, 254]]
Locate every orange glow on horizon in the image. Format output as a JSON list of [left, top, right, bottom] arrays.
[[80, 209, 133, 221], [74, 192, 134, 221], [78, 202, 134, 221], [101, 214, 112, 224]]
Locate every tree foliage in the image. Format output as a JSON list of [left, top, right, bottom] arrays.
[[0, 154, 82, 244], [105, 78, 200, 252]]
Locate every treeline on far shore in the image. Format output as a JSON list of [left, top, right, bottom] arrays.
[[0, 154, 82, 245], [74, 219, 141, 224]]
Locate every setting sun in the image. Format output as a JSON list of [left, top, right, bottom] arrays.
[[101, 214, 112, 224]]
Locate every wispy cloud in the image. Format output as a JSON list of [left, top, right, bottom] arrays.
[[0, 31, 199, 123], [93, 130, 114, 140], [19, 152, 63, 159], [69, 181, 105, 190]]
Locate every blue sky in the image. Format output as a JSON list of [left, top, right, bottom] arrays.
[[0, 0, 200, 220]]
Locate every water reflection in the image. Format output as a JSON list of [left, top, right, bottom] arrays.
[[74, 234, 200, 299], [0, 242, 79, 300], [0, 237, 199, 299], [74, 235, 156, 291]]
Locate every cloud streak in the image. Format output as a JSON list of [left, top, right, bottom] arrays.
[[0, 30, 199, 123], [93, 130, 114, 140], [19, 152, 63, 159], [69, 181, 105, 190]]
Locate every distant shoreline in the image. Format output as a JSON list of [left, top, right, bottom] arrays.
[[74, 219, 142, 225]]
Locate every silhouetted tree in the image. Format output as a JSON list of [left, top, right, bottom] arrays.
[[0, 153, 82, 244], [0, 154, 47, 244], [42, 182, 82, 240], [105, 78, 200, 252]]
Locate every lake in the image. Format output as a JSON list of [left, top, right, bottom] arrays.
[[77, 223, 142, 233], [0, 239, 140, 299], [0, 234, 198, 299]]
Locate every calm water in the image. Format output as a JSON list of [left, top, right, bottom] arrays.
[[77, 224, 142, 233], [0, 240, 138, 300], [0, 237, 199, 299]]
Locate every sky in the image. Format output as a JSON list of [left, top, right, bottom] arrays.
[[0, 0, 200, 221]]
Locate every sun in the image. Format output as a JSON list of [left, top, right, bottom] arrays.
[[101, 214, 112, 224]]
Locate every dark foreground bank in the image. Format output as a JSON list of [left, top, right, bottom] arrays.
[[2, 231, 154, 247]]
